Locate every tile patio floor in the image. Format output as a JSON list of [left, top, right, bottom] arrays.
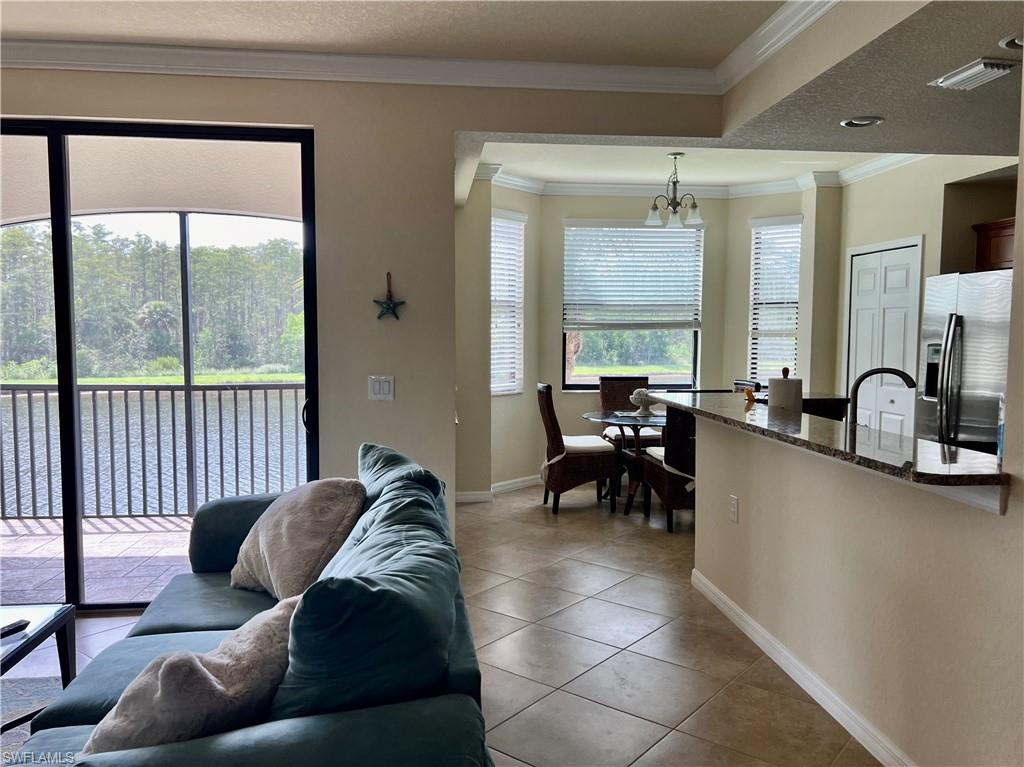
[[458, 485, 881, 767], [1, 516, 191, 604]]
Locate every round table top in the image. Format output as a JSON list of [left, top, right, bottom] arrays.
[[581, 409, 667, 428]]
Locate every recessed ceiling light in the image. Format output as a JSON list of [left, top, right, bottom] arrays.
[[999, 35, 1023, 51], [840, 116, 884, 128]]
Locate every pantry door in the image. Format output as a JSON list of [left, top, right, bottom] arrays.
[[844, 238, 921, 455]]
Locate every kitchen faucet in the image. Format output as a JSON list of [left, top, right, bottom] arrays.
[[847, 367, 916, 449]]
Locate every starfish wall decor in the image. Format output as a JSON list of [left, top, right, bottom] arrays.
[[374, 271, 406, 320]]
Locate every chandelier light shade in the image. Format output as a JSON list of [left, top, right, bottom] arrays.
[[645, 152, 702, 228]]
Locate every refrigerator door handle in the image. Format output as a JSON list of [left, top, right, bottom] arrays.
[[945, 314, 964, 440], [936, 312, 956, 441]]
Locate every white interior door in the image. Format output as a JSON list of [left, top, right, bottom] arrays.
[[846, 242, 921, 451]]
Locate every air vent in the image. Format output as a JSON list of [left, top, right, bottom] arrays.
[[929, 58, 1018, 91]]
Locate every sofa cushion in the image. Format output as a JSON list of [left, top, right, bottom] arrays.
[[270, 538, 460, 720], [128, 573, 278, 637], [333, 481, 452, 569], [231, 478, 366, 599], [82, 598, 299, 756], [32, 631, 229, 733], [189, 494, 279, 573], [357, 443, 444, 507], [22, 695, 488, 767]]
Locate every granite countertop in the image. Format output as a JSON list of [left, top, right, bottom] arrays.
[[650, 392, 1007, 488]]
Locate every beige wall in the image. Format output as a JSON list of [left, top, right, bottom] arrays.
[[454, 179, 493, 493], [0, 68, 723, 501], [693, 141, 1024, 765], [490, 185, 543, 487], [835, 155, 1016, 391], [695, 418, 1022, 766], [463, 186, 841, 489], [940, 181, 1017, 274]]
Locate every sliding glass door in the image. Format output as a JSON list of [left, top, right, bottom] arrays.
[[0, 122, 318, 609]]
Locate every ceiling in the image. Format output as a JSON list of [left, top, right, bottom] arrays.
[[721, 1, 1023, 155], [479, 144, 882, 186], [0, 1, 781, 68]]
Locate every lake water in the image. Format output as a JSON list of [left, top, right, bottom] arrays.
[[1, 387, 307, 518]]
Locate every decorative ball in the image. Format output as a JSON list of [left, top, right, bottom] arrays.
[[629, 388, 654, 414]]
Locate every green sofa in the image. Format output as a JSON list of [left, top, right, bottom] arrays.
[[18, 444, 490, 767]]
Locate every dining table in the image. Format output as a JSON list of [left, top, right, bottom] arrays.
[[581, 409, 667, 516]]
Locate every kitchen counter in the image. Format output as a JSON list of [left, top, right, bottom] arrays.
[[650, 393, 1009, 509]]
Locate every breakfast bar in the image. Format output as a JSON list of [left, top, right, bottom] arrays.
[[650, 391, 1009, 514]]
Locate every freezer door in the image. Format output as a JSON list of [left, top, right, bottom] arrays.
[[916, 273, 958, 442], [952, 270, 1012, 449]]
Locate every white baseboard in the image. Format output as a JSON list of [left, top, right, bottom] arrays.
[[491, 474, 542, 495], [691, 569, 915, 767], [456, 475, 541, 504], [455, 491, 494, 504]]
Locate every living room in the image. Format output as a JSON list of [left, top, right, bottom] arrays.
[[1, 2, 1022, 766]]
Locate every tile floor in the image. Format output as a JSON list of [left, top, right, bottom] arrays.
[[3, 613, 140, 681], [1, 516, 191, 604], [458, 485, 880, 767], [3, 485, 883, 767]]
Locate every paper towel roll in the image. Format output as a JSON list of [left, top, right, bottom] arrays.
[[767, 377, 803, 412]]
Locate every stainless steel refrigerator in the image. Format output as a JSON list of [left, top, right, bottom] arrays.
[[916, 270, 1013, 454]]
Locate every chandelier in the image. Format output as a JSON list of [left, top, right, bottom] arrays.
[[644, 152, 704, 229]]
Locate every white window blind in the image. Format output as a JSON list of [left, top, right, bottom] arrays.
[[562, 222, 704, 331], [491, 211, 526, 394], [748, 217, 802, 380]]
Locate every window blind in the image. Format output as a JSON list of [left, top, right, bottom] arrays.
[[748, 218, 801, 380], [491, 212, 526, 394], [562, 223, 704, 331]]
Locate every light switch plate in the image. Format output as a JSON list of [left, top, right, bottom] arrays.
[[728, 494, 739, 524], [368, 375, 395, 400]]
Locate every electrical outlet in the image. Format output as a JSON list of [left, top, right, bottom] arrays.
[[728, 494, 739, 524]]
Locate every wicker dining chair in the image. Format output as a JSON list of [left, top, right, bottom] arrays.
[[598, 376, 662, 448], [641, 406, 696, 533], [537, 383, 619, 515]]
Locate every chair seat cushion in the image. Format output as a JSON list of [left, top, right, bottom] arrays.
[[603, 426, 661, 441], [128, 573, 278, 637], [645, 447, 696, 488], [31, 630, 230, 732], [562, 435, 616, 454]]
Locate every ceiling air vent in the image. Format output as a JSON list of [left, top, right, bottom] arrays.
[[929, 58, 1018, 90]]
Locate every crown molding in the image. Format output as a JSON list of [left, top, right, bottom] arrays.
[[486, 156, 931, 200], [474, 163, 503, 180], [796, 170, 842, 191], [0, 40, 718, 94], [837, 154, 930, 185], [540, 181, 730, 199], [728, 178, 803, 198], [714, 0, 839, 91], [492, 172, 546, 194], [0, 2, 838, 96]]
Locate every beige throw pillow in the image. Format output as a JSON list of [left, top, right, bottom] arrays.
[[80, 596, 300, 757], [231, 478, 366, 599]]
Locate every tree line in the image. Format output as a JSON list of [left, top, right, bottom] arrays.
[[0, 219, 303, 380]]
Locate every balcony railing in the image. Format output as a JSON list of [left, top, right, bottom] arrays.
[[1, 382, 307, 518]]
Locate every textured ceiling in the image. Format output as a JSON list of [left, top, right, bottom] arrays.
[[0, 1, 781, 68], [480, 143, 881, 186], [720, 1, 1024, 155]]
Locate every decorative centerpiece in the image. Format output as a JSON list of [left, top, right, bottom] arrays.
[[629, 388, 655, 416]]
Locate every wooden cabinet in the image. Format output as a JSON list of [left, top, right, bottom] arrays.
[[972, 217, 1015, 271]]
